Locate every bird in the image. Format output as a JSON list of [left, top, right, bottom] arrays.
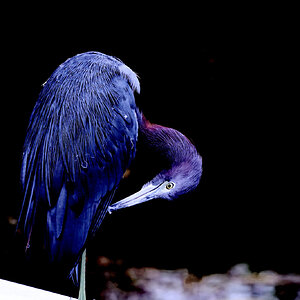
[[17, 51, 202, 298]]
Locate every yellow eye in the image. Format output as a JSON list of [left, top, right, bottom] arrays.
[[166, 182, 175, 190]]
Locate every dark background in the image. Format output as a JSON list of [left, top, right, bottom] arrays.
[[0, 4, 296, 297]]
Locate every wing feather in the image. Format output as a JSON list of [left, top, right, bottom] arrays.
[[18, 51, 139, 276]]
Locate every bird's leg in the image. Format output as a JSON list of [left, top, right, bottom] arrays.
[[78, 249, 86, 300]]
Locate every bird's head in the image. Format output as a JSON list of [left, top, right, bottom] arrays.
[[108, 123, 202, 213]]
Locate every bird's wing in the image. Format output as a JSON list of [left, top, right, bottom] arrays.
[[18, 52, 139, 276]]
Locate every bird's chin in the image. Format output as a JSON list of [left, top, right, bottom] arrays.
[[108, 182, 165, 213]]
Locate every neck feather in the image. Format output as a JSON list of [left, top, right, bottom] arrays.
[[137, 113, 199, 166]]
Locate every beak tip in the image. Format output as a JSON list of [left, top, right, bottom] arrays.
[[107, 182, 165, 213]]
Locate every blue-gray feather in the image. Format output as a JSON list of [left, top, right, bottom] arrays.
[[18, 51, 203, 286], [18, 51, 139, 277]]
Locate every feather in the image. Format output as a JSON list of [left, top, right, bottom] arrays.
[[118, 64, 140, 93], [18, 51, 139, 276], [55, 184, 67, 239]]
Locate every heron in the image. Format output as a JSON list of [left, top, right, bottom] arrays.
[[17, 51, 202, 299]]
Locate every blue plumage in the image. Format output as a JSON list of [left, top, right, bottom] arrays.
[[19, 52, 139, 277], [18, 51, 203, 286]]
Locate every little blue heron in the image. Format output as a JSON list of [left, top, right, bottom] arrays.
[[17, 51, 202, 299]]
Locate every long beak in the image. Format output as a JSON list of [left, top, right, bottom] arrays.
[[108, 182, 164, 214]]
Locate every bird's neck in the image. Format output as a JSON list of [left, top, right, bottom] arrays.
[[137, 112, 197, 166]]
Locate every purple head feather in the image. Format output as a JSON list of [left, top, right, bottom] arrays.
[[109, 113, 202, 212]]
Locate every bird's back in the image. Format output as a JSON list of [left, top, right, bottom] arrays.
[[18, 51, 140, 277]]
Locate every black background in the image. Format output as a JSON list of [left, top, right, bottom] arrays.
[[0, 4, 297, 296]]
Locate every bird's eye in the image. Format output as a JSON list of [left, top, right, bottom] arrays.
[[166, 182, 175, 190]]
